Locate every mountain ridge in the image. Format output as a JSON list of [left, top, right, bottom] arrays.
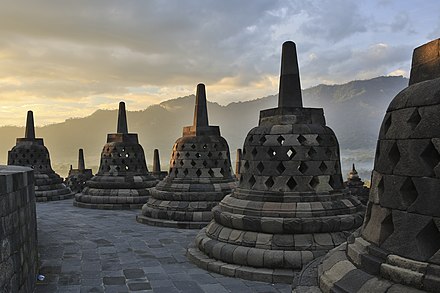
[[0, 75, 408, 179]]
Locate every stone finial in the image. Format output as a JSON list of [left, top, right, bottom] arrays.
[[235, 148, 242, 177], [25, 111, 35, 139], [117, 101, 128, 134], [78, 149, 85, 171], [409, 38, 440, 85], [193, 83, 209, 128], [153, 149, 161, 173], [278, 41, 303, 108]]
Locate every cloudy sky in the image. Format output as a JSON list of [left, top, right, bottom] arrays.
[[0, 0, 438, 126]]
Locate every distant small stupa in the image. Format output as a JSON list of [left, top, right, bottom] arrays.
[[74, 101, 158, 209], [8, 111, 74, 201], [65, 148, 93, 193], [344, 163, 369, 205], [137, 84, 236, 228]]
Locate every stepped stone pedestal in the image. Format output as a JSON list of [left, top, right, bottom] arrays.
[[294, 39, 440, 293], [344, 164, 369, 205], [137, 84, 236, 228], [66, 148, 93, 193], [8, 111, 74, 201], [187, 41, 364, 284], [74, 102, 157, 209]]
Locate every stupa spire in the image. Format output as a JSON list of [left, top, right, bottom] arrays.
[[117, 101, 128, 134], [193, 83, 209, 128], [78, 149, 85, 171], [25, 111, 35, 139], [278, 41, 303, 108], [152, 149, 161, 173]]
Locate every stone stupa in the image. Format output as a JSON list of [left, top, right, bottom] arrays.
[[137, 84, 236, 228], [8, 111, 75, 201], [297, 38, 440, 293], [74, 102, 157, 209], [65, 148, 93, 193], [151, 149, 167, 180], [344, 164, 369, 205], [187, 41, 364, 283]]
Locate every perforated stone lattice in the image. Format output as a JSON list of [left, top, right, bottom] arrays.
[[8, 144, 52, 172], [167, 139, 233, 179], [238, 132, 343, 192], [98, 144, 148, 174]]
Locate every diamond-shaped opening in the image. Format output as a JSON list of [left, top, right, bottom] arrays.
[[213, 143, 217, 149], [185, 152, 190, 158], [181, 144, 185, 149], [399, 177, 418, 207], [277, 162, 286, 174], [208, 152, 213, 158], [183, 168, 189, 176], [218, 152, 223, 158], [265, 176, 275, 189], [208, 168, 214, 177], [179, 160, 184, 166], [277, 136, 285, 145], [309, 177, 319, 189], [203, 144, 208, 149], [308, 147, 317, 159], [259, 136, 267, 144], [383, 114, 392, 135], [251, 148, 258, 157], [176, 152, 181, 158], [378, 213, 394, 245], [377, 177, 384, 198], [407, 109, 422, 130], [268, 148, 276, 158], [388, 142, 400, 167], [175, 169, 179, 175], [287, 147, 296, 159], [191, 160, 196, 167], [248, 175, 256, 187], [328, 176, 335, 189], [203, 160, 208, 167], [196, 169, 202, 177], [191, 144, 196, 149], [244, 161, 250, 170], [416, 220, 440, 260], [316, 135, 323, 145], [195, 153, 201, 158], [248, 135, 254, 143], [319, 162, 328, 173], [325, 148, 333, 158], [220, 168, 225, 176], [421, 141, 440, 170], [297, 135, 307, 144], [286, 177, 297, 190], [298, 162, 308, 174], [257, 162, 265, 173]]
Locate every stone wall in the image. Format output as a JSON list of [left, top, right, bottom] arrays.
[[0, 165, 38, 293]]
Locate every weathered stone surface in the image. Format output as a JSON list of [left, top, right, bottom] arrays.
[[65, 148, 93, 193], [0, 166, 37, 293], [74, 102, 157, 209], [8, 111, 74, 201], [189, 41, 363, 283], [309, 39, 440, 293], [138, 84, 236, 228]]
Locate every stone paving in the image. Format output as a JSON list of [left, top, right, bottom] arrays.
[[35, 199, 291, 293]]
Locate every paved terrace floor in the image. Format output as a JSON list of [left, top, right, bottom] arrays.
[[35, 199, 291, 293]]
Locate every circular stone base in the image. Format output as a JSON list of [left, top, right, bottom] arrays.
[[186, 244, 296, 284], [73, 200, 143, 210], [36, 192, 75, 202], [294, 243, 427, 293], [136, 215, 209, 229]]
